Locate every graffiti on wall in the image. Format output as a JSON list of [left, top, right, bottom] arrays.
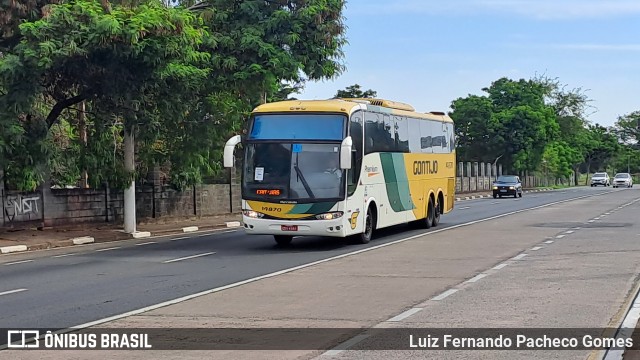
[[3, 193, 42, 224]]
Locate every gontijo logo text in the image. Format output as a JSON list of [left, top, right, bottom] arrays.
[[413, 160, 438, 175], [7, 330, 152, 349]]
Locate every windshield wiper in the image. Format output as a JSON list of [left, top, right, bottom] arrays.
[[293, 155, 315, 199]]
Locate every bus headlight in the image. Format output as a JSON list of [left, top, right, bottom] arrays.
[[315, 212, 344, 220], [509, 186, 515, 190], [243, 210, 265, 218], [492, 186, 498, 190]]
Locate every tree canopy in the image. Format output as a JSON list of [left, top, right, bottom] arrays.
[[0, 0, 347, 190], [335, 84, 377, 99]]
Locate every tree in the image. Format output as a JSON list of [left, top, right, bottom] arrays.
[[613, 111, 640, 146], [581, 124, 619, 183], [162, 0, 347, 186], [335, 84, 377, 98], [0, 0, 211, 192], [535, 76, 595, 184], [449, 95, 493, 162], [450, 77, 558, 173]]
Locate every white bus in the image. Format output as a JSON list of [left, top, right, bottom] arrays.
[[224, 98, 456, 245]]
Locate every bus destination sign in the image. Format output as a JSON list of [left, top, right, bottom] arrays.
[[256, 189, 281, 196]]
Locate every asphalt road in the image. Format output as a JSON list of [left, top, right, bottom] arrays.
[[0, 187, 620, 330]]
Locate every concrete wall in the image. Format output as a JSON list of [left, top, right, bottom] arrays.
[[7, 182, 243, 228], [454, 162, 573, 193]]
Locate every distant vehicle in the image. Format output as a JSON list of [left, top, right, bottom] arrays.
[[492, 175, 523, 198], [612, 173, 633, 188], [590, 172, 610, 187]]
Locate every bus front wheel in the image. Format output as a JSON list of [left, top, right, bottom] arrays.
[[356, 208, 375, 244], [274, 235, 293, 246]]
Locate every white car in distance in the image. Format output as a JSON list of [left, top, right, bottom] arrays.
[[590, 172, 610, 187], [612, 173, 633, 188]]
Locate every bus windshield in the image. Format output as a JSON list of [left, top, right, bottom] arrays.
[[249, 114, 345, 141], [243, 143, 344, 202]]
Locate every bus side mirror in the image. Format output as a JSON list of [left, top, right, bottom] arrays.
[[223, 135, 242, 168], [340, 136, 352, 170]]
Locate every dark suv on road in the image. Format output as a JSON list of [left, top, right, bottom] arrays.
[[492, 175, 523, 198]]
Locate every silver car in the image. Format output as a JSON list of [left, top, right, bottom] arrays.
[[612, 173, 633, 188], [590, 172, 610, 187]]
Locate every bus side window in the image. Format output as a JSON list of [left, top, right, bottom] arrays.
[[349, 113, 364, 195]]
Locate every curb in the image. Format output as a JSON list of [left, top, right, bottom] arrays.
[[0, 245, 28, 254], [1, 218, 243, 255], [455, 188, 555, 201]]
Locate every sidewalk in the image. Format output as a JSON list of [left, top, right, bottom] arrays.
[[0, 187, 555, 255], [0, 213, 242, 254]]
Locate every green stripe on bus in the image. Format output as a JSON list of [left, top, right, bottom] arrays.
[[289, 202, 336, 215], [380, 153, 414, 212]]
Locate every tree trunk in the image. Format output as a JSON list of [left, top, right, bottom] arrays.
[[585, 161, 591, 186], [123, 127, 136, 234], [79, 101, 89, 188]]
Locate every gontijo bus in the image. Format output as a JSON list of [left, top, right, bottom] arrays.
[[224, 98, 456, 245]]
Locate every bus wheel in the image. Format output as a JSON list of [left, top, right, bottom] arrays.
[[357, 209, 374, 244], [274, 235, 293, 246], [419, 198, 435, 229], [432, 199, 441, 227]]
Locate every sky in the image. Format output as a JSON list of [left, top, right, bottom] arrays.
[[297, 0, 640, 127]]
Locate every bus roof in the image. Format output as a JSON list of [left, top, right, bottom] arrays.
[[253, 98, 454, 123]]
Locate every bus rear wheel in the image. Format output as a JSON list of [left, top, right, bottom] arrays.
[[419, 198, 435, 229], [274, 235, 293, 246], [432, 199, 441, 227]]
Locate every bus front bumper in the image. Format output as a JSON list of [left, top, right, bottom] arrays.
[[242, 216, 348, 238]]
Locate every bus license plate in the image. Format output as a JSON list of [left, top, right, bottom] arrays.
[[281, 225, 298, 231], [500, 189, 507, 192]]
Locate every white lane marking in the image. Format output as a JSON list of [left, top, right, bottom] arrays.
[[387, 307, 423, 322], [492, 263, 509, 270], [0, 226, 240, 258], [556, 235, 566, 239], [544, 240, 555, 244], [530, 246, 543, 251], [53, 253, 76, 258], [603, 293, 640, 359], [163, 252, 216, 264], [605, 212, 611, 215], [4, 260, 33, 266], [135, 242, 158, 246], [572, 227, 582, 230], [459, 206, 471, 210], [170, 237, 189, 241], [512, 254, 528, 261], [491, 202, 500, 205], [196, 230, 236, 237], [43, 191, 610, 336], [0, 288, 27, 297], [565, 230, 574, 234], [95, 247, 121, 252], [465, 274, 488, 283], [588, 220, 595, 223], [322, 334, 370, 356], [432, 289, 459, 301]]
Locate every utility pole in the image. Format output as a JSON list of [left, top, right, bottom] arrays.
[[123, 126, 136, 234]]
